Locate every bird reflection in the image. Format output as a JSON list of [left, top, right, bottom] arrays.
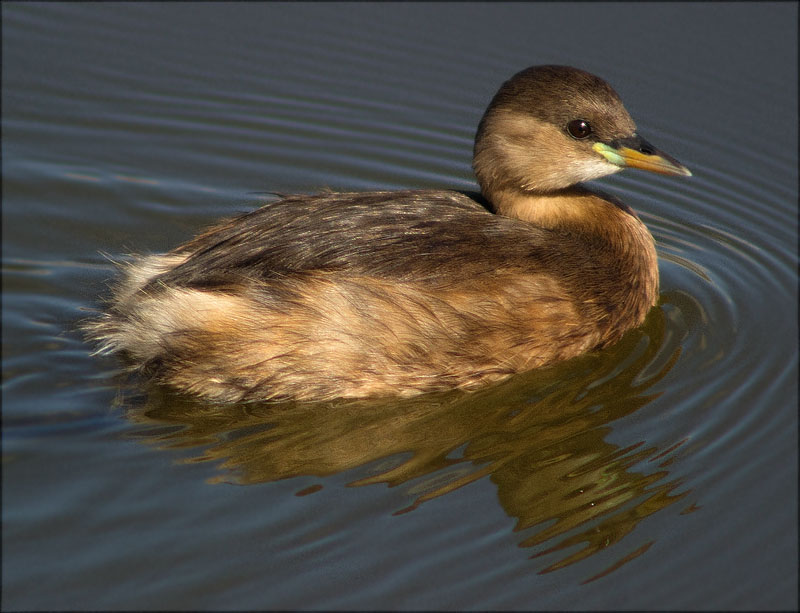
[[118, 293, 695, 579]]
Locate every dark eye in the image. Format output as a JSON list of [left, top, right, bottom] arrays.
[[567, 119, 592, 139]]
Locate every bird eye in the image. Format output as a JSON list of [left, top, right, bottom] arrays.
[[567, 119, 592, 139]]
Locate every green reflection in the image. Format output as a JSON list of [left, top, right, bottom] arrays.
[[116, 295, 696, 580]]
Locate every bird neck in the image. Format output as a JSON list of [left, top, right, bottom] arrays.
[[490, 185, 630, 236]]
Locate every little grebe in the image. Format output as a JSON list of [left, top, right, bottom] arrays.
[[86, 65, 691, 402]]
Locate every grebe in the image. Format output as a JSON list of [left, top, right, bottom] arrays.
[[86, 65, 691, 402]]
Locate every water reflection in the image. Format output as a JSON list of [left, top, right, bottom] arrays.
[[118, 295, 694, 579]]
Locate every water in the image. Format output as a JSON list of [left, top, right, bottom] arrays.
[[3, 3, 797, 610]]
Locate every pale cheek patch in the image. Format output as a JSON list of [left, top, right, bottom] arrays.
[[564, 157, 622, 184]]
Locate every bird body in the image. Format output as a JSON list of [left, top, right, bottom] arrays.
[[86, 66, 690, 402]]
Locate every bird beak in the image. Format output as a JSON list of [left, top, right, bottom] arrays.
[[593, 135, 692, 177]]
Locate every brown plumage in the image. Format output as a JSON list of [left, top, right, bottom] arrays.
[[84, 65, 691, 402]]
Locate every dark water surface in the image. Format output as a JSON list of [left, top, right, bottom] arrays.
[[3, 3, 797, 610]]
